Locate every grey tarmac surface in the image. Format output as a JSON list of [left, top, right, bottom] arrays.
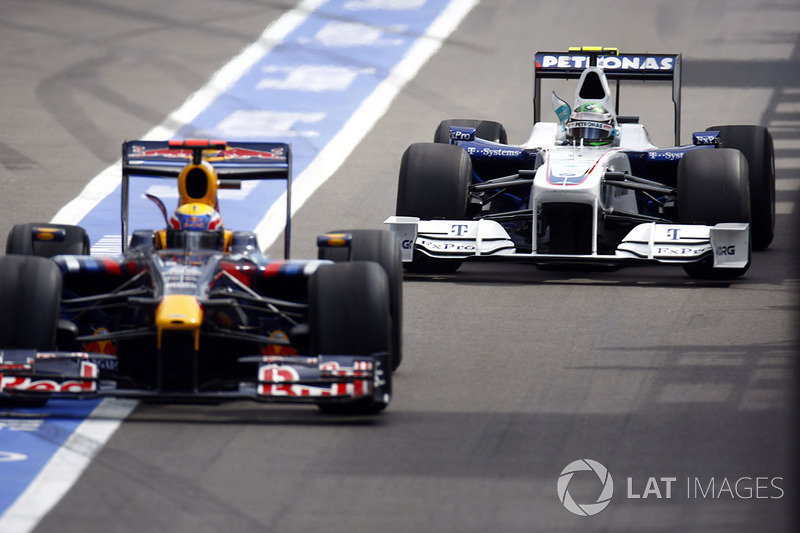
[[0, 1, 798, 531]]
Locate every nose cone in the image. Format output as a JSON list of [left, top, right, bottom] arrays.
[[156, 295, 203, 329]]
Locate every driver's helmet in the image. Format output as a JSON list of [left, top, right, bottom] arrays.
[[565, 103, 617, 146], [166, 202, 224, 250]]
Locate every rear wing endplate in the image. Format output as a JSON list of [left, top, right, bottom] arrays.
[[121, 140, 293, 257], [533, 49, 682, 145]]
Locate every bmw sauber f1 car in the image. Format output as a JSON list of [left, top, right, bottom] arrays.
[[385, 47, 775, 278], [0, 140, 401, 415]]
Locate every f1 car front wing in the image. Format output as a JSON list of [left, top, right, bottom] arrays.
[[384, 216, 750, 269], [0, 350, 388, 405]]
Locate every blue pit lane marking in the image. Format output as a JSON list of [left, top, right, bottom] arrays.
[[0, 400, 99, 511], [83, 0, 455, 248]]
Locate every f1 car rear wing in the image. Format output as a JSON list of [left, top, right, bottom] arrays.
[[533, 47, 682, 145], [121, 139, 293, 257]]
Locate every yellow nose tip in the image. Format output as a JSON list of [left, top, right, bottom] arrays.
[[156, 295, 203, 329]]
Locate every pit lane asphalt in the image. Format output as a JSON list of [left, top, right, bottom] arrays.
[[1, 1, 799, 531]]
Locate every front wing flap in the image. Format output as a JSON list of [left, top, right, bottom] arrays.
[[384, 217, 750, 268], [0, 350, 117, 398], [241, 354, 387, 404]]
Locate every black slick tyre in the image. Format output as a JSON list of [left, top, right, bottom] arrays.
[[678, 148, 750, 278], [6, 223, 90, 257], [0, 255, 62, 406], [707, 125, 775, 250], [310, 262, 392, 415], [396, 142, 471, 274], [318, 229, 403, 371]]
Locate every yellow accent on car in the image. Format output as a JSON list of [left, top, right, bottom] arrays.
[[568, 46, 619, 55], [155, 229, 167, 249], [223, 229, 233, 251], [156, 295, 203, 349], [324, 233, 348, 247], [33, 227, 65, 241], [178, 160, 219, 208]]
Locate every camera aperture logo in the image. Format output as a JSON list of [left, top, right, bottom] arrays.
[[557, 459, 614, 516], [558, 459, 785, 517]]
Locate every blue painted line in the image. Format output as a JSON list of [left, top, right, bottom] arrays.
[[79, 0, 453, 246], [0, 400, 100, 510]]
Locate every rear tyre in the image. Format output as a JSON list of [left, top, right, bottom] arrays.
[[396, 142, 472, 273], [310, 262, 392, 415], [434, 119, 508, 144], [0, 256, 62, 407], [318, 230, 403, 371], [678, 148, 750, 279], [6, 223, 90, 257], [707, 125, 775, 250]]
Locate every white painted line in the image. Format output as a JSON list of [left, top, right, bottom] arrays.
[[51, 0, 327, 226], [776, 157, 800, 170], [91, 234, 123, 255], [775, 101, 800, 114], [0, 399, 138, 533], [776, 201, 794, 215], [773, 138, 800, 150], [254, 0, 480, 250]]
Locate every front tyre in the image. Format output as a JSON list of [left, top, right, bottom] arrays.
[[0, 255, 62, 407], [318, 229, 403, 371], [396, 142, 472, 274], [678, 148, 750, 279], [707, 125, 775, 250], [310, 262, 392, 415]]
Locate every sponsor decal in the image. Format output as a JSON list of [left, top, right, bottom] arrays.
[[450, 127, 475, 141], [257, 364, 369, 398], [83, 327, 117, 356], [716, 245, 737, 256], [450, 224, 470, 237], [465, 146, 523, 158], [693, 134, 718, 146], [648, 151, 684, 161], [419, 239, 476, 252], [537, 54, 674, 71], [655, 246, 708, 256], [0, 361, 98, 394], [260, 330, 298, 357], [130, 145, 285, 161]]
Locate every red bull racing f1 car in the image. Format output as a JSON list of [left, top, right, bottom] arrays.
[[0, 140, 402, 414], [385, 47, 775, 278]]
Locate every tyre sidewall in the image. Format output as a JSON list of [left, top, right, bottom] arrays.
[[707, 125, 775, 250], [678, 148, 751, 278], [397, 142, 472, 220], [0, 255, 61, 349], [309, 262, 392, 412], [318, 229, 403, 370]]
